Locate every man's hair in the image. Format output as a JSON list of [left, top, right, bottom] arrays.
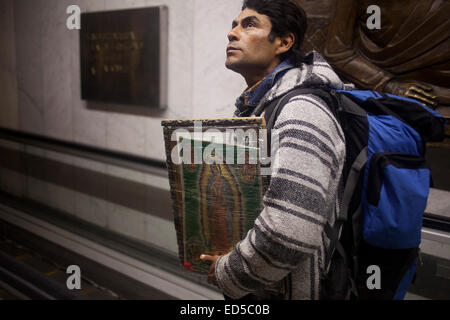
[[242, 0, 308, 63]]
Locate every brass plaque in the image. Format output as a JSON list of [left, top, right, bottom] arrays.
[[80, 6, 168, 108]]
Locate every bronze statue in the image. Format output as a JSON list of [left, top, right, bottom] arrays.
[[297, 0, 450, 118]]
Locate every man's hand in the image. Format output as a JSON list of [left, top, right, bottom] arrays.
[[384, 80, 438, 108], [200, 254, 220, 287]]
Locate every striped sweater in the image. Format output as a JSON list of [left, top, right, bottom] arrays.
[[215, 51, 352, 300]]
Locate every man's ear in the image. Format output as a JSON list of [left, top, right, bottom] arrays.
[[276, 32, 295, 56]]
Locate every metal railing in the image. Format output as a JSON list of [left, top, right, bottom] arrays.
[[0, 250, 81, 300], [0, 127, 167, 177]]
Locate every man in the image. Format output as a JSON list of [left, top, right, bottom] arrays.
[[201, 0, 350, 300]]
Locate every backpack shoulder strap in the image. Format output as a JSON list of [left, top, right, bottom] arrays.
[[255, 87, 337, 129], [254, 87, 337, 153]]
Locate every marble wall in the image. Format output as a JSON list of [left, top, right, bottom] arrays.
[[7, 0, 245, 159], [0, 0, 247, 255]]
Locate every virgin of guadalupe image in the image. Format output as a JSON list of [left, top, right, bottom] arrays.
[[199, 162, 243, 256]]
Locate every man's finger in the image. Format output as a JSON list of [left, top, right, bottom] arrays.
[[200, 254, 215, 263], [410, 86, 434, 98], [414, 83, 432, 92]]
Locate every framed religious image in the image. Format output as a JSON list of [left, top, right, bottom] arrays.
[[161, 117, 268, 273]]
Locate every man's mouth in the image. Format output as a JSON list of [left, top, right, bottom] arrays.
[[226, 46, 241, 53]]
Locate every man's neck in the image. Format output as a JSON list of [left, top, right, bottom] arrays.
[[243, 60, 281, 88]]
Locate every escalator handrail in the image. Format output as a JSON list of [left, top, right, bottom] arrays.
[[0, 127, 167, 177], [0, 251, 81, 300]]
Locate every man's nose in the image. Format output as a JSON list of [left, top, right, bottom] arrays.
[[227, 27, 239, 42]]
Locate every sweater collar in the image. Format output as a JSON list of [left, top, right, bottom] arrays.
[[234, 59, 295, 117]]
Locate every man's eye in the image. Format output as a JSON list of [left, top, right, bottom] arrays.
[[243, 21, 255, 28]]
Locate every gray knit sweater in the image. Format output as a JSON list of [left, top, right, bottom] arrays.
[[216, 52, 351, 300]]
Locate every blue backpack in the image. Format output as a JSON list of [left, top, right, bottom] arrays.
[[260, 87, 446, 300]]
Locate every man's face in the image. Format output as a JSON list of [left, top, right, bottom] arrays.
[[226, 8, 280, 77]]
